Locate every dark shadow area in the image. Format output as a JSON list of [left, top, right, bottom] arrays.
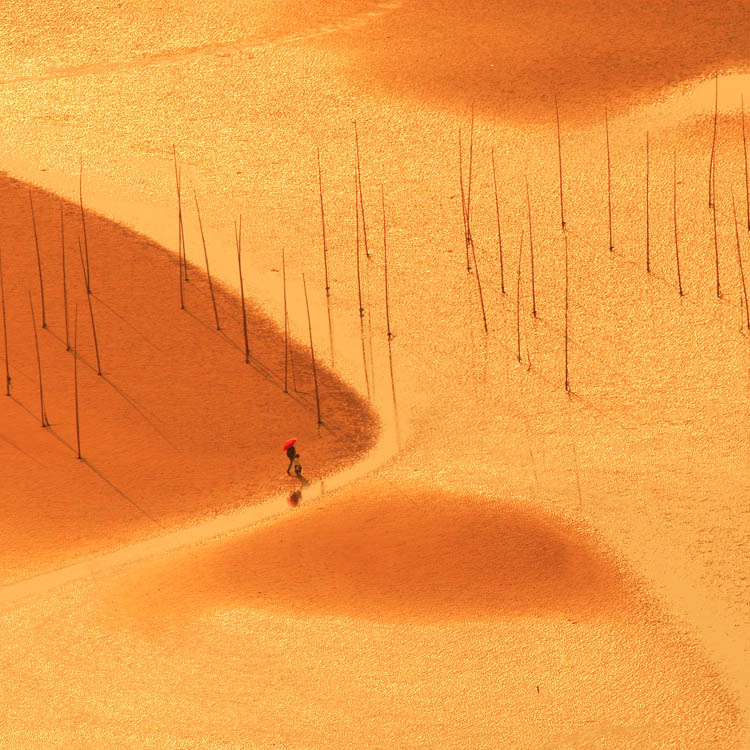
[[333, 0, 750, 122], [113, 485, 636, 626]]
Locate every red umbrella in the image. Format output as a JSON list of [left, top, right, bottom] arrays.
[[282, 437, 297, 452]]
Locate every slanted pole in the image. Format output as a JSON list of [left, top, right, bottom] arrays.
[[709, 72, 718, 208], [555, 94, 566, 230], [0, 247, 10, 396], [29, 190, 46, 328], [516, 230, 524, 362], [355, 168, 364, 318], [318, 147, 330, 296], [673, 149, 684, 296], [646, 132, 651, 273], [732, 189, 749, 329], [491, 148, 505, 293], [29, 291, 48, 427], [235, 217, 250, 363], [61, 203, 70, 350], [79, 158, 91, 292], [713, 162, 720, 297], [459, 128, 472, 273], [525, 177, 537, 317], [382, 186, 393, 340], [73, 305, 81, 459], [564, 231, 569, 391], [742, 95, 749, 231], [193, 190, 220, 330], [606, 108, 614, 251], [354, 121, 370, 259], [302, 273, 322, 426], [470, 239, 488, 333], [79, 237, 101, 375], [467, 103, 475, 241]]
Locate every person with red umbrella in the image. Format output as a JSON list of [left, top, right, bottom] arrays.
[[283, 437, 297, 476]]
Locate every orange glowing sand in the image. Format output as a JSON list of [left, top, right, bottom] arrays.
[[0, 0, 749, 747], [0, 173, 376, 585]]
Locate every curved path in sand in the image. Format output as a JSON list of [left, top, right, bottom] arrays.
[[2, 0, 750, 747]]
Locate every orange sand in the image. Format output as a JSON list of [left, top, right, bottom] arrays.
[[0, 173, 376, 584], [1, 0, 749, 747]]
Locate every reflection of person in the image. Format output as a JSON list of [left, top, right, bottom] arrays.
[[293, 454, 302, 478], [286, 443, 297, 475], [288, 489, 301, 507]]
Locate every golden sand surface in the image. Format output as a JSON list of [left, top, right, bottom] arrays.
[[0, 174, 376, 585], [1, 0, 750, 747]]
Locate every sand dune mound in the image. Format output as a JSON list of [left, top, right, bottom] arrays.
[[335, 0, 750, 119], [116, 483, 633, 624]]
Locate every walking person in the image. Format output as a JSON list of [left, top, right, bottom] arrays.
[[283, 437, 297, 475]]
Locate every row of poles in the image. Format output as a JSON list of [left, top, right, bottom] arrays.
[[172, 125, 399, 432], [0, 163, 99, 459], [6, 79, 747, 459], [173, 147, 326, 427], [457, 79, 750, 394]]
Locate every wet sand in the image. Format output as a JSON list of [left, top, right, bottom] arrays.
[[1, 0, 749, 747]]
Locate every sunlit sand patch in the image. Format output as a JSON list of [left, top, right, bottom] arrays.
[[0, 0, 404, 86], [111, 482, 635, 625]]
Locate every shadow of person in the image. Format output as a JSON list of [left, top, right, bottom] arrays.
[[296, 474, 310, 487]]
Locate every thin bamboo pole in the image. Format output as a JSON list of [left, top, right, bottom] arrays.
[[525, 177, 537, 317], [193, 190, 220, 330], [318, 147, 330, 296], [29, 190, 46, 328], [319, 148, 335, 365], [354, 121, 370, 259], [173, 147, 184, 309], [709, 72, 718, 208], [179, 186, 189, 283], [743, 95, 749, 231], [467, 103, 475, 238], [470, 239, 488, 333], [382, 186, 393, 340], [564, 231, 569, 391], [302, 273, 322, 425], [353, 147, 370, 399], [235, 217, 250, 363], [732, 189, 749, 328], [61, 203, 70, 350], [0, 247, 9, 396], [29, 291, 48, 427], [79, 237, 101, 375], [713, 164, 720, 297], [673, 150, 684, 296], [516, 230, 524, 362], [555, 94, 566, 230], [355, 169, 364, 318], [606, 108, 613, 251], [73, 304, 81, 459], [282, 247, 289, 393], [459, 128, 472, 272], [646, 131, 651, 273], [491, 148, 505, 293], [79, 157, 91, 293]]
